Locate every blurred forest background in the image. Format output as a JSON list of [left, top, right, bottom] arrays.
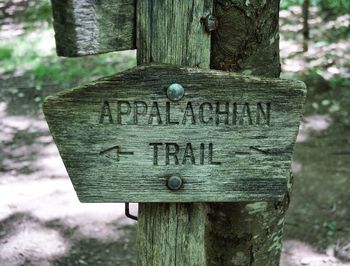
[[0, 0, 349, 265]]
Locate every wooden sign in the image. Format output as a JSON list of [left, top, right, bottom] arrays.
[[50, 0, 135, 56], [43, 65, 306, 202]]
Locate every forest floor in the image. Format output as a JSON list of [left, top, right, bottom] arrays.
[[0, 1, 350, 265]]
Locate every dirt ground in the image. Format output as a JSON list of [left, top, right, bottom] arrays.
[[280, 80, 350, 266], [0, 3, 350, 266], [279, 6, 350, 266]]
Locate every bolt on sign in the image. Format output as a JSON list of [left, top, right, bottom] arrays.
[[43, 65, 306, 202]]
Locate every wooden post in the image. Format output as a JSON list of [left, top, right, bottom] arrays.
[[136, 1, 212, 265]]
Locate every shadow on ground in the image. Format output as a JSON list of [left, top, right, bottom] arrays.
[[0, 74, 138, 266], [0, 213, 136, 266], [281, 76, 350, 265]]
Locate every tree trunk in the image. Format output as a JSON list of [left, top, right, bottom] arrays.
[[302, 0, 310, 52], [211, 0, 281, 78], [207, 1, 286, 265], [137, 0, 285, 265]]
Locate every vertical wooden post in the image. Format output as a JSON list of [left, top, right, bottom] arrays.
[[136, 1, 212, 265]]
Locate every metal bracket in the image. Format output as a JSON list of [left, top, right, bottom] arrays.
[[125, 203, 138, 221], [202, 13, 218, 33]]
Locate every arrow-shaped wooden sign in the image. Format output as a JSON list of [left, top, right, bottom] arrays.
[[43, 65, 306, 202]]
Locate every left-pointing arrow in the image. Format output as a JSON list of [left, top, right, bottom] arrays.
[[99, 145, 134, 161]]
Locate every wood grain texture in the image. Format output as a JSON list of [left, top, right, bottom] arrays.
[[43, 65, 306, 202], [137, 0, 212, 68], [137, 203, 208, 266], [50, 0, 135, 56], [136, 2, 213, 265]]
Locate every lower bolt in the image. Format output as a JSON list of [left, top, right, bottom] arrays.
[[166, 175, 183, 191]]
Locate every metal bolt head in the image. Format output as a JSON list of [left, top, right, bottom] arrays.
[[204, 14, 217, 32], [166, 175, 183, 191], [167, 83, 185, 101]]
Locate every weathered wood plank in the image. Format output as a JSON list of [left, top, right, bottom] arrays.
[[43, 64, 306, 202], [137, 0, 211, 68], [50, 0, 136, 56], [136, 2, 213, 265], [137, 203, 208, 266]]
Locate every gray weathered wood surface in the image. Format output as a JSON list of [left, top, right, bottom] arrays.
[[138, 203, 208, 266], [136, 2, 213, 265], [43, 64, 306, 202], [137, 0, 211, 68], [50, 0, 135, 56]]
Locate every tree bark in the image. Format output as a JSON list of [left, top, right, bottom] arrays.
[[302, 0, 310, 52], [211, 0, 281, 78], [137, 0, 285, 265], [207, 1, 286, 265]]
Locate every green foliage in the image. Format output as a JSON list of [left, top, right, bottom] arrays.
[[0, 26, 136, 86], [281, 0, 350, 15], [325, 221, 337, 232], [318, 0, 350, 15], [281, 0, 302, 9], [31, 54, 136, 85], [0, 47, 13, 61], [329, 76, 350, 89], [19, 1, 52, 24]]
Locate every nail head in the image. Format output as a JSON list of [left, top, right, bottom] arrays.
[[167, 83, 185, 101], [167, 175, 183, 191]]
